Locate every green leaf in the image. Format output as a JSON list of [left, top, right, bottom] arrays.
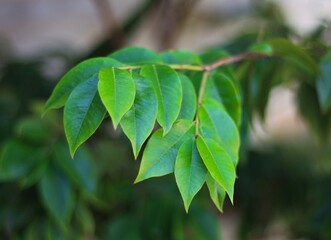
[[178, 74, 197, 121], [248, 43, 273, 56], [39, 164, 74, 225], [198, 98, 240, 165], [64, 74, 106, 157], [208, 73, 241, 126], [316, 49, 331, 112], [53, 142, 97, 195], [120, 73, 157, 159], [266, 38, 319, 78], [15, 117, 51, 145], [175, 138, 207, 212], [98, 67, 135, 128], [161, 50, 202, 65], [110, 47, 161, 64], [135, 119, 194, 183], [206, 173, 226, 212], [196, 137, 235, 202], [44, 57, 122, 112], [140, 65, 182, 134], [0, 140, 45, 181]]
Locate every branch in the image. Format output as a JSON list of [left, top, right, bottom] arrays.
[[117, 51, 269, 72], [203, 52, 268, 71]]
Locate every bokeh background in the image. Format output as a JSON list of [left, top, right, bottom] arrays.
[[1, 0, 331, 239]]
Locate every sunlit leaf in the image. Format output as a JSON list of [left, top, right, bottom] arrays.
[[175, 138, 207, 212], [120, 73, 157, 158], [44, 58, 121, 112], [196, 137, 235, 202], [98, 67, 135, 128], [140, 65, 182, 134], [198, 98, 240, 165], [135, 119, 194, 183]]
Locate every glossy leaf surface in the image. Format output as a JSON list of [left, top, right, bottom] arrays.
[[120, 73, 157, 158], [135, 120, 194, 183], [64, 75, 106, 157], [175, 138, 207, 212], [196, 137, 235, 202], [140, 65, 182, 134], [98, 67, 135, 128], [44, 58, 121, 112], [198, 98, 240, 165]]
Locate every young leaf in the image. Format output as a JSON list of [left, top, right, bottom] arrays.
[[64, 75, 106, 157], [135, 119, 194, 183], [161, 50, 202, 65], [206, 173, 226, 212], [316, 49, 331, 112], [175, 138, 207, 212], [98, 67, 135, 129], [209, 73, 241, 126], [110, 47, 162, 64], [178, 74, 197, 121], [196, 137, 235, 203], [39, 164, 74, 225], [120, 73, 157, 159], [44, 58, 122, 112], [198, 98, 240, 166], [140, 65, 182, 134]]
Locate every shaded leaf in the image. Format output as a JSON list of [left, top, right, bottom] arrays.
[[0, 140, 45, 181], [39, 164, 74, 224], [44, 58, 121, 112], [64, 74, 106, 157], [140, 65, 182, 134], [178, 74, 197, 121], [98, 67, 135, 128], [135, 119, 194, 183], [206, 173, 226, 212], [316, 49, 331, 112], [110, 47, 161, 64], [196, 137, 235, 202], [161, 50, 202, 65], [53, 142, 97, 195], [266, 38, 319, 79], [209, 73, 241, 126], [120, 73, 157, 158], [198, 98, 240, 165], [175, 138, 207, 212]]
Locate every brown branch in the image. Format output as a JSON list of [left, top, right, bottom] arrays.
[[204, 52, 268, 71]]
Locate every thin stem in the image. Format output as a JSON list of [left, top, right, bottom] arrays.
[[195, 70, 210, 137], [116, 52, 268, 72], [204, 52, 268, 71]]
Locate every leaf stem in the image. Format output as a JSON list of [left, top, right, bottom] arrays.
[[195, 70, 210, 137]]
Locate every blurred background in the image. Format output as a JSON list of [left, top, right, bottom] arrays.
[[1, 0, 331, 239]]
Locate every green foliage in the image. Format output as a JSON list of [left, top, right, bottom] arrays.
[[45, 39, 330, 212]]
